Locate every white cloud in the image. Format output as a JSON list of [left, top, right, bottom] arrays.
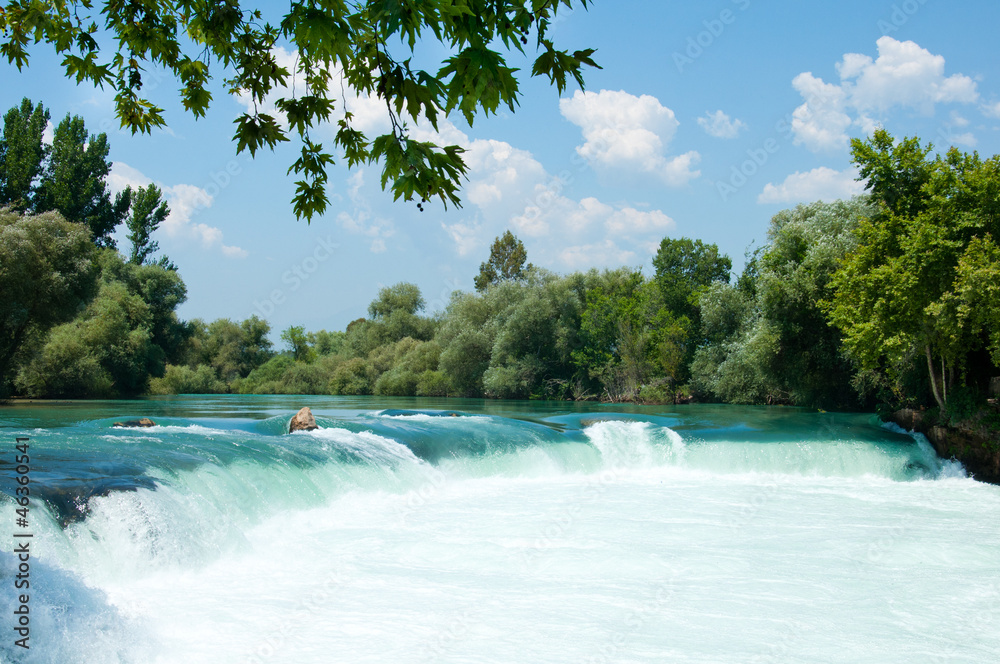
[[560, 89, 700, 186], [559, 239, 638, 270], [791, 73, 853, 152], [108, 162, 247, 258], [758, 166, 866, 204], [335, 170, 395, 253], [605, 207, 675, 235], [983, 101, 1000, 119], [441, 220, 485, 257], [698, 110, 746, 139], [791, 37, 980, 152]]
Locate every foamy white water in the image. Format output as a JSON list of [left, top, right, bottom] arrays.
[[1, 398, 998, 663]]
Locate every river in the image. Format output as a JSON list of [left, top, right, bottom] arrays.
[[1, 395, 998, 663]]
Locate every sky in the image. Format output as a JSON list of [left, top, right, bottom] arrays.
[[3, 0, 1000, 342]]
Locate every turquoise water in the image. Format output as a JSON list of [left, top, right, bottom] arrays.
[[1, 395, 998, 663]]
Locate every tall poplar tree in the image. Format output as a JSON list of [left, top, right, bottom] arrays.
[[0, 97, 48, 211], [34, 114, 131, 247]]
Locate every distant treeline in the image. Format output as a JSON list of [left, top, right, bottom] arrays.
[[2, 98, 998, 430]]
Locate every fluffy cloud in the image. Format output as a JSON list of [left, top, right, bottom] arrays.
[[560, 89, 700, 186], [758, 166, 866, 204], [108, 162, 247, 257], [698, 110, 746, 139], [791, 37, 979, 152], [982, 101, 1000, 119], [559, 239, 638, 270], [336, 171, 395, 253]]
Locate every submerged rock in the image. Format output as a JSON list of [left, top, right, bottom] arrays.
[[289, 407, 318, 433], [112, 418, 156, 428]]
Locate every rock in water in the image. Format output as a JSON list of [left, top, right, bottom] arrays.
[[289, 407, 318, 433], [113, 418, 156, 428]]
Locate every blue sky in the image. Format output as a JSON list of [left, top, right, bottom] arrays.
[[4, 0, 1000, 341]]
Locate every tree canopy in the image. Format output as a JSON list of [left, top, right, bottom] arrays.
[[474, 229, 532, 291], [828, 130, 1000, 414], [0, 1, 598, 220], [0, 209, 97, 391], [0, 99, 171, 254]]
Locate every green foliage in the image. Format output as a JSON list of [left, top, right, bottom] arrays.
[[0, 1, 598, 220], [13, 249, 191, 397], [17, 280, 156, 397], [435, 271, 588, 399], [0, 97, 48, 211], [329, 357, 371, 395], [0, 209, 97, 391], [1, 99, 170, 255], [149, 364, 226, 395], [308, 329, 346, 356], [179, 316, 273, 386], [692, 198, 873, 408], [415, 370, 450, 397], [573, 268, 687, 402], [474, 230, 533, 292], [236, 355, 296, 394], [829, 132, 1000, 415], [368, 282, 426, 319], [653, 237, 731, 320], [35, 113, 130, 247], [125, 184, 170, 265], [281, 325, 314, 363]]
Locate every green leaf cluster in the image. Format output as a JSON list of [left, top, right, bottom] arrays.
[[1, 1, 599, 219]]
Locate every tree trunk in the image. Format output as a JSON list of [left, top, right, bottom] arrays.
[[926, 345, 946, 413]]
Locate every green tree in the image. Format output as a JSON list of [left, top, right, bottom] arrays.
[[652, 237, 732, 320], [692, 198, 873, 408], [368, 282, 425, 319], [281, 325, 314, 362], [0, 1, 598, 220], [0, 209, 97, 391], [573, 269, 683, 402], [0, 97, 49, 211], [474, 230, 533, 292], [16, 279, 157, 397], [13, 248, 193, 397], [34, 114, 131, 247], [828, 133, 1000, 416], [126, 184, 170, 265], [199, 316, 274, 384]]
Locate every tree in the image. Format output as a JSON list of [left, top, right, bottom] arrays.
[[13, 248, 193, 397], [126, 184, 170, 265], [828, 133, 1000, 416], [34, 113, 131, 247], [474, 230, 533, 291], [691, 198, 873, 408], [281, 325, 313, 362], [199, 316, 274, 384], [572, 269, 682, 402], [0, 209, 97, 391], [0, 1, 599, 220], [652, 237, 732, 320], [651, 237, 732, 385], [0, 97, 48, 211], [368, 282, 425, 319]]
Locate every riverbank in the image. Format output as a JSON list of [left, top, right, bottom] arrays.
[[891, 408, 1000, 485]]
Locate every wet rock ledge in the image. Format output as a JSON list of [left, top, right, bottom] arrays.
[[890, 408, 1000, 485]]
